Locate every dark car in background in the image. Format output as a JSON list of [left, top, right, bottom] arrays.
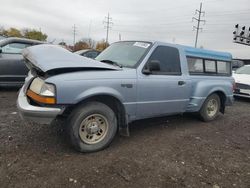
[[232, 59, 244, 71], [75, 49, 100, 59], [0, 37, 44, 86]]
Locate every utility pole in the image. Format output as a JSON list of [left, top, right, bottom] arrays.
[[103, 13, 113, 47], [72, 24, 77, 51], [192, 2, 205, 48], [88, 20, 92, 39], [119, 33, 121, 41]]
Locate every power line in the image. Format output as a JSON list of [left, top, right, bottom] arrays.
[[113, 17, 249, 28], [192, 2, 205, 48], [207, 12, 250, 17], [111, 9, 249, 28], [103, 13, 113, 46]]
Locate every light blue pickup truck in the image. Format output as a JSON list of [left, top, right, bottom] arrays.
[[17, 41, 234, 152]]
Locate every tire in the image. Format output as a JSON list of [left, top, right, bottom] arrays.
[[67, 102, 117, 153], [199, 93, 221, 122]]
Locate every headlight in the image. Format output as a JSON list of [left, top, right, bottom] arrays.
[[40, 82, 56, 96], [27, 77, 56, 104], [29, 77, 55, 97]]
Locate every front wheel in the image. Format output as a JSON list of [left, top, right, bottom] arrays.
[[67, 102, 117, 153], [199, 93, 221, 122]]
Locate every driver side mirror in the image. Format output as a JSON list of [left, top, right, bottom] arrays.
[[142, 60, 160, 75]]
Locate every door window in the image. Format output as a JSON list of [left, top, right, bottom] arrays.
[[147, 46, 181, 75]]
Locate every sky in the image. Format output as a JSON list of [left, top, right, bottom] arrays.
[[0, 0, 250, 58]]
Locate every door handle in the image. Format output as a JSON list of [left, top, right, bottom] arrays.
[[178, 81, 186, 86]]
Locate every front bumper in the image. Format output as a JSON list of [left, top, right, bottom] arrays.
[[234, 88, 250, 98], [234, 93, 250, 98], [17, 85, 64, 124]]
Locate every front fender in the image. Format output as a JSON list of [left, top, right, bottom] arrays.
[[74, 86, 125, 104]]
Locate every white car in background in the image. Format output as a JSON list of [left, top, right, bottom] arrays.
[[233, 65, 250, 98]]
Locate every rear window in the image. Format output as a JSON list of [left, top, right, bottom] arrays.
[[187, 58, 203, 73], [205, 60, 216, 73], [217, 61, 231, 74], [187, 57, 231, 76]]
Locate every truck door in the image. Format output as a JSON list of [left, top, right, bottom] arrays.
[[136, 45, 192, 119]]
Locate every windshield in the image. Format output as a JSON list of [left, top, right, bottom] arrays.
[[95, 41, 152, 68], [235, 66, 250, 75]]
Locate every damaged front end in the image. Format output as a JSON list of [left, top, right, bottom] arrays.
[[18, 44, 120, 124]]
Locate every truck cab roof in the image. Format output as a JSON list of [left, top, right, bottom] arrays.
[[149, 41, 232, 62], [180, 45, 232, 62]]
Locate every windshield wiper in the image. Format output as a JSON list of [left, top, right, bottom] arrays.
[[100, 59, 123, 68]]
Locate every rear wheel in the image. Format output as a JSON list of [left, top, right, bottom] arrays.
[[199, 93, 221, 122], [67, 102, 117, 153]]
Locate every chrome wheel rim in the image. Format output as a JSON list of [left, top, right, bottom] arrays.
[[79, 114, 108, 144], [206, 99, 218, 117]]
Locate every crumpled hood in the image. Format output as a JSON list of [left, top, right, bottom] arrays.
[[233, 73, 250, 85], [22, 44, 120, 72]]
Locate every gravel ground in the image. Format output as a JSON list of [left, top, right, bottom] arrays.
[[0, 88, 249, 188]]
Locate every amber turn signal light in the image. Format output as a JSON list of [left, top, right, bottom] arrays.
[[27, 89, 56, 104]]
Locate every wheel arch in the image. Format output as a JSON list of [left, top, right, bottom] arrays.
[[64, 94, 129, 136], [203, 90, 227, 114], [213, 90, 226, 113]]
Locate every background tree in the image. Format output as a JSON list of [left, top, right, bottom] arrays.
[[96, 39, 109, 51], [0, 27, 22, 37], [0, 27, 47, 41], [8, 28, 22, 37], [85, 38, 96, 49], [0, 26, 5, 37], [73, 40, 90, 51], [75, 38, 96, 49], [22, 29, 47, 41]]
